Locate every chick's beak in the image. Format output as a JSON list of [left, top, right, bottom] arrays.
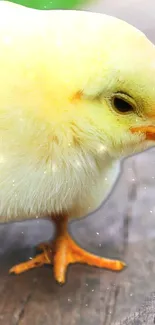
[[130, 126, 155, 141]]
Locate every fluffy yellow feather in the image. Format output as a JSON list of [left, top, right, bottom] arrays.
[[1, 1, 155, 283]]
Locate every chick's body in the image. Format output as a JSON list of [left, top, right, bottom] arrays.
[[0, 3, 123, 222], [1, 1, 155, 283]]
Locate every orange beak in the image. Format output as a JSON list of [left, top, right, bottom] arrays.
[[130, 126, 155, 141]]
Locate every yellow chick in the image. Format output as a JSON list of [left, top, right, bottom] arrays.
[[1, 1, 155, 284]]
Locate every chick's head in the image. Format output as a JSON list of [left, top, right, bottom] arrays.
[[46, 12, 155, 161], [4, 9, 155, 163]]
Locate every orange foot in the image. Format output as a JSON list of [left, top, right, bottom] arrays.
[[9, 217, 126, 284]]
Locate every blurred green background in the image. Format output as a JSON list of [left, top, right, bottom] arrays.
[[5, 0, 90, 9]]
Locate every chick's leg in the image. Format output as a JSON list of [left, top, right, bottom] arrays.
[[9, 216, 126, 284]]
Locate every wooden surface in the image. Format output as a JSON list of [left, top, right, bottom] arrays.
[[1, 149, 155, 324], [1, 0, 155, 324]]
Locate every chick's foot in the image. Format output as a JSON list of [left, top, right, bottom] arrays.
[[52, 231, 126, 284], [9, 243, 52, 274], [9, 217, 126, 284]]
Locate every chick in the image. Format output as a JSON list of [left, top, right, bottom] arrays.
[[1, 1, 155, 284]]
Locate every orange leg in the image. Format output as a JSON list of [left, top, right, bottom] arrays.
[[9, 217, 126, 284]]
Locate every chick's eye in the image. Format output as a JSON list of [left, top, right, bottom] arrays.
[[112, 94, 135, 114]]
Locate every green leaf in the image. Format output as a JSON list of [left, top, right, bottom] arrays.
[[5, 0, 89, 9]]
